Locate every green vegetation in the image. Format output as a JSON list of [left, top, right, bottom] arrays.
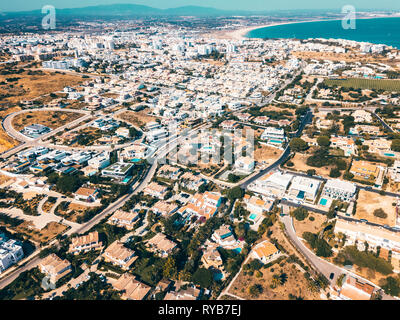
[[226, 186, 244, 201], [0, 268, 44, 300], [379, 276, 400, 297], [55, 273, 121, 300], [391, 139, 400, 152], [334, 246, 393, 275], [325, 78, 400, 92], [290, 138, 308, 152], [317, 136, 330, 148], [373, 208, 388, 219], [248, 283, 263, 297], [0, 212, 23, 227], [192, 268, 213, 288], [302, 232, 333, 258], [292, 207, 308, 221]]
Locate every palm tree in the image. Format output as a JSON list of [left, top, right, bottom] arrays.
[[271, 274, 280, 289], [279, 273, 288, 285]]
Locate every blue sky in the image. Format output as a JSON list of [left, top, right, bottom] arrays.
[[1, 0, 400, 12]]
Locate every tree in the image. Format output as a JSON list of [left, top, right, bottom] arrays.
[[56, 175, 82, 193], [279, 273, 288, 285], [306, 147, 331, 168], [192, 268, 213, 288], [289, 138, 308, 152], [373, 208, 388, 219], [336, 274, 346, 288], [307, 169, 316, 176], [248, 284, 263, 297], [163, 257, 178, 279], [380, 276, 400, 297], [228, 173, 240, 183], [391, 139, 400, 152], [292, 207, 308, 221], [343, 172, 354, 180], [317, 136, 331, 148], [270, 274, 280, 289], [329, 168, 341, 178], [335, 159, 347, 171], [227, 187, 244, 201], [303, 232, 333, 257]]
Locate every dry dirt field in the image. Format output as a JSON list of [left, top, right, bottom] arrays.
[[42, 199, 57, 213], [15, 221, 68, 244], [293, 213, 327, 238], [254, 145, 282, 165], [260, 105, 295, 116], [56, 202, 90, 223], [289, 151, 333, 177], [0, 174, 11, 185], [0, 67, 85, 106], [293, 51, 399, 67], [229, 257, 322, 300], [12, 110, 83, 131], [22, 192, 40, 201], [116, 109, 157, 127], [0, 106, 21, 152], [0, 64, 86, 152], [354, 190, 397, 227]]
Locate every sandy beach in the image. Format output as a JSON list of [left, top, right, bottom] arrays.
[[218, 14, 400, 41]]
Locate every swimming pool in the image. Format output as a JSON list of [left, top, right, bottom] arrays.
[[269, 139, 283, 144], [319, 198, 328, 206], [213, 272, 224, 281], [122, 176, 132, 183], [384, 153, 395, 157], [131, 158, 141, 162], [297, 191, 305, 199], [233, 247, 242, 253], [249, 213, 257, 220]]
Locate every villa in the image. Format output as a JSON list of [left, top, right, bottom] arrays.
[[251, 240, 280, 264]]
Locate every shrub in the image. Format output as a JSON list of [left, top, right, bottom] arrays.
[[292, 207, 308, 221], [373, 208, 388, 219]]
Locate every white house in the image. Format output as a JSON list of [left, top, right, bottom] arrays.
[[234, 156, 255, 174], [322, 179, 357, 201], [0, 237, 24, 273], [287, 176, 321, 203]]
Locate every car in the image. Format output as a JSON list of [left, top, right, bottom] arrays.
[[360, 219, 368, 223], [329, 273, 335, 280], [61, 195, 67, 199]]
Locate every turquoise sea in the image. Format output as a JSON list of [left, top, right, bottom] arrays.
[[246, 17, 400, 49]]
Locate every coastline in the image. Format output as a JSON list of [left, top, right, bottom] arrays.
[[224, 14, 400, 41]]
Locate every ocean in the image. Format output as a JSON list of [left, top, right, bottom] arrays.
[[246, 17, 400, 49]]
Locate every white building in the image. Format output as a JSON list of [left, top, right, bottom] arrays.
[[261, 127, 285, 141], [287, 176, 321, 203], [0, 236, 24, 273], [352, 110, 372, 123], [234, 156, 255, 174], [87, 152, 110, 170], [248, 171, 293, 197], [322, 179, 357, 201]]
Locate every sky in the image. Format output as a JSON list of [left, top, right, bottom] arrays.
[[1, 0, 400, 12]]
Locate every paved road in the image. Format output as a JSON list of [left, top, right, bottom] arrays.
[[240, 110, 313, 189], [373, 112, 394, 133], [282, 215, 350, 284], [281, 215, 397, 299], [0, 122, 207, 290]]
